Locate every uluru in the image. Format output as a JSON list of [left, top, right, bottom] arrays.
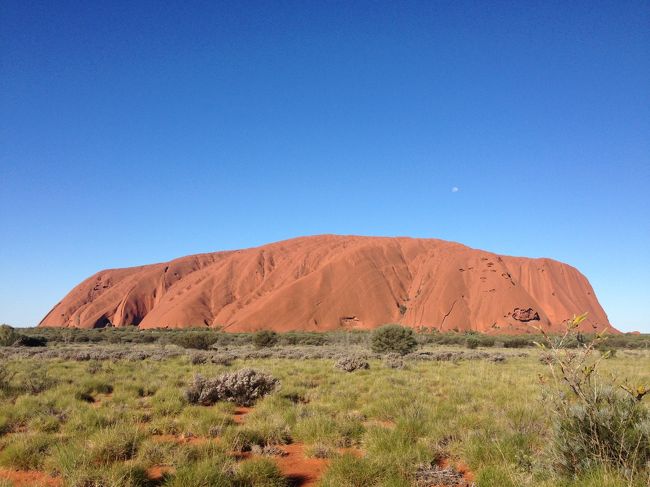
[[39, 235, 614, 334]]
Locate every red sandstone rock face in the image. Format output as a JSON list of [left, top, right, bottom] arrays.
[[39, 235, 615, 333]]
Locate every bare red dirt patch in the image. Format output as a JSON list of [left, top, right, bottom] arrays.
[[273, 443, 330, 487], [0, 469, 62, 487], [146, 465, 175, 481], [232, 406, 253, 424]]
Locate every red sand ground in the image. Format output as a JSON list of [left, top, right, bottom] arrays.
[[146, 465, 175, 481], [273, 443, 330, 487], [232, 406, 253, 424], [0, 469, 61, 487], [39, 235, 613, 334]]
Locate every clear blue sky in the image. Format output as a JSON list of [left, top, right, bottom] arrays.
[[1, 1, 648, 331]]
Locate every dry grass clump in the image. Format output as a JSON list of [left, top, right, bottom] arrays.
[[334, 356, 369, 372], [414, 461, 476, 487], [185, 368, 279, 406], [304, 442, 337, 459], [250, 444, 288, 457]]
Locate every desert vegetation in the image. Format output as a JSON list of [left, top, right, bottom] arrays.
[[0, 323, 647, 486]]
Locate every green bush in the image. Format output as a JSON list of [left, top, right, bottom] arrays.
[[10, 335, 47, 347], [370, 324, 417, 355], [502, 337, 533, 348], [551, 386, 649, 476], [0, 325, 19, 346], [539, 314, 650, 480], [465, 337, 480, 349], [168, 332, 218, 350], [253, 330, 278, 348]]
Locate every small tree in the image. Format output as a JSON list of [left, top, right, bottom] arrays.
[[536, 314, 649, 480], [371, 324, 417, 355], [253, 330, 278, 348]]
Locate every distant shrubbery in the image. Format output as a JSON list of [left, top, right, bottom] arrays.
[[371, 324, 417, 355], [166, 332, 218, 350], [0, 325, 19, 346], [253, 330, 278, 348], [8, 323, 650, 352], [0, 324, 46, 347], [278, 332, 327, 346]]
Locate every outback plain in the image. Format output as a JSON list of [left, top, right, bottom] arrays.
[[0, 324, 648, 487]]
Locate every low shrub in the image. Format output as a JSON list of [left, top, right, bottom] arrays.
[[539, 314, 650, 480], [551, 386, 649, 476], [0, 325, 18, 347], [278, 332, 327, 346], [10, 335, 47, 347], [598, 347, 617, 359], [185, 369, 279, 406], [465, 337, 480, 349], [371, 324, 417, 355], [190, 352, 209, 365], [383, 353, 406, 369], [0, 325, 46, 348], [168, 332, 218, 350], [502, 337, 533, 348], [334, 356, 369, 372], [253, 330, 279, 348]]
